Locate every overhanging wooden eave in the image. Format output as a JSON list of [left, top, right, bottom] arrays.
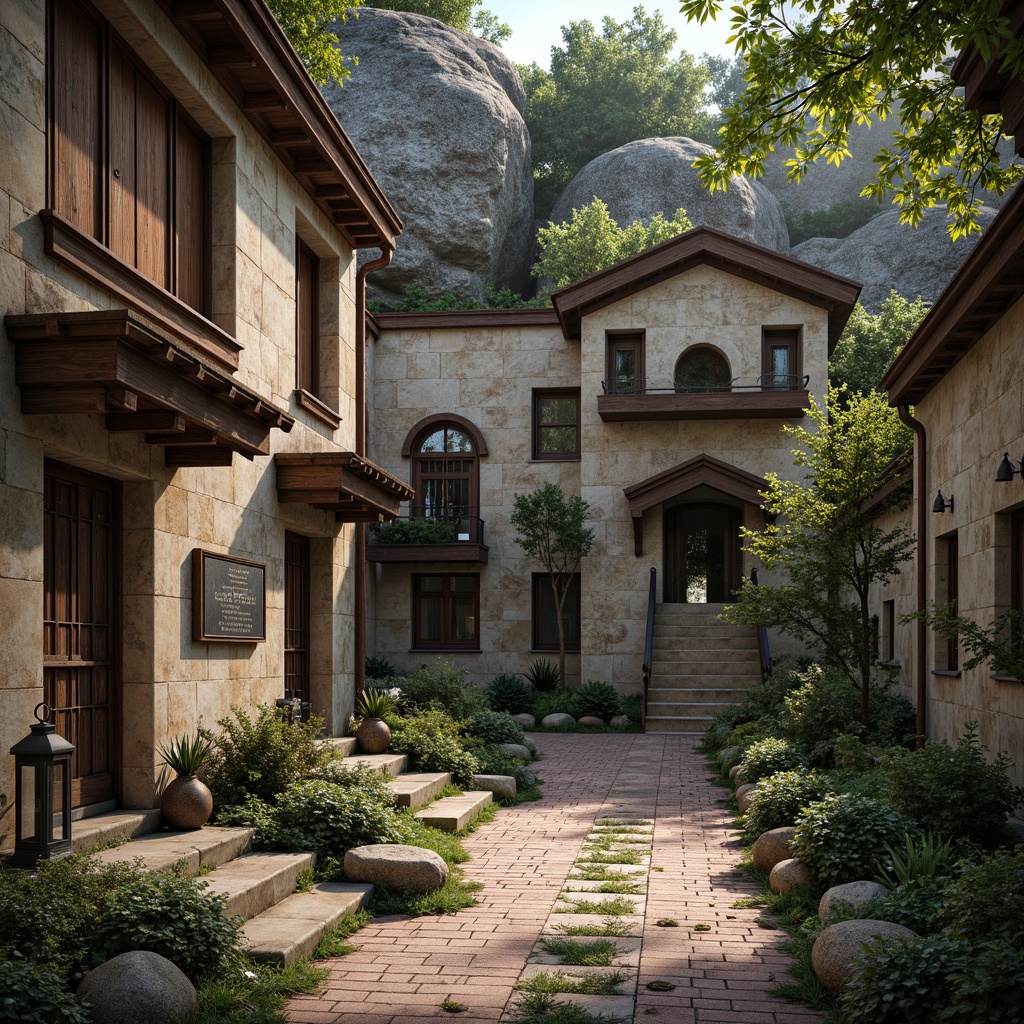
[[275, 452, 414, 521]]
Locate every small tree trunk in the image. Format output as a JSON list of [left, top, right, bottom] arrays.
[[859, 590, 872, 728], [551, 573, 567, 689]]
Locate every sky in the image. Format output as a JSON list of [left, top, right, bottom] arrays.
[[483, 0, 737, 68]]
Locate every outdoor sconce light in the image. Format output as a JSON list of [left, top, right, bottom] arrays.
[[932, 490, 954, 513], [8, 703, 75, 868], [996, 453, 1024, 482]]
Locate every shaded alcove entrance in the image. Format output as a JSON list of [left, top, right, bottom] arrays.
[[663, 503, 741, 602]]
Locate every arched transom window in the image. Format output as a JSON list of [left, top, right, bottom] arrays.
[[674, 347, 732, 393], [413, 425, 477, 523]]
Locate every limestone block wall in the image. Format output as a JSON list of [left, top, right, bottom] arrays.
[[0, 0, 365, 821]]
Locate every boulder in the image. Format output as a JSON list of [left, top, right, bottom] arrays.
[[577, 716, 604, 727], [516, 766, 538, 788], [793, 203, 997, 310], [323, 9, 534, 300], [818, 881, 890, 920], [77, 951, 196, 1024], [736, 783, 758, 814], [514, 713, 537, 730], [728, 764, 747, 784], [521, 736, 538, 756], [769, 858, 816, 895], [609, 715, 631, 729], [752, 826, 798, 874], [541, 713, 576, 728], [705, 721, 731, 748], [812, 919, 917, 992], [471, 774, 517, 800], [498, 742, 533, 761], [344, 843, 449, 892], [717, 745, 742, 766], [549, 137, 790, 253]]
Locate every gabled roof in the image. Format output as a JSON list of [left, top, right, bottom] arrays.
[[550, 226, 861, 349]]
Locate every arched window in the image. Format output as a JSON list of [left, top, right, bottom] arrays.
[[674, 347, 732, 393]]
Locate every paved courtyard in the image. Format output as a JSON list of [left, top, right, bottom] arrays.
[[286, 733, 824, 1024]]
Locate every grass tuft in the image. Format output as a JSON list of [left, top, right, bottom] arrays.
[[508, 991, 629, 1024], [576, 850, 643, 865], [553, 917, 631, 937], [516, 969, 631, 996], [538, 938, 624, 966], [555, 896, 637, 916], [313, 910, 372, 959]]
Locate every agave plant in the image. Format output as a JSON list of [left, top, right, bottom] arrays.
[[157, 732, 214, 777], [525, 659, 561, 693], [357, 687, 397, 719]]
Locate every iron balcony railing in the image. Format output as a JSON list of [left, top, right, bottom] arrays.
[[368, 508, 486, 546], [601, 373, 809, 395]]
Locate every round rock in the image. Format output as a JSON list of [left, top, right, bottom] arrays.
[[609, 715, 631, 729], [577, 716, 604, 727], [77, 950, 197, 1024], [770, 858, 816, 895], [471, 774, 516, 800], [521, 736, 538, 756], [498, 742, 532, 761], [514, 713, 537, 729], [541, 713, 576, 728], [818, 880, 890, 920], [344, 843, 449, 892], [717, 745, 742, 765], [812, 919, 917, 992], [736, 782, 758, 814], [752, 826, 798, 874], [516, 766, 537, 787]]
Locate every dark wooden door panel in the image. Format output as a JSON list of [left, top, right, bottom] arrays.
[[664, 504, 741, 604]]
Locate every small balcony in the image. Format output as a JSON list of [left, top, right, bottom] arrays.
[[597, 374, 811, 422], [366, 509, 489, 563]]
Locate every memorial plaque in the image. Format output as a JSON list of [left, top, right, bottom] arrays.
[[193, 550, 266, 642]]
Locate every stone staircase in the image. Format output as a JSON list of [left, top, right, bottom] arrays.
[[645, 603, 763, 733], [68, 738, 493, 965]]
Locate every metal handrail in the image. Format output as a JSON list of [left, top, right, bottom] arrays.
[[601, 374, 809, 395], [750, 567, 772, 681], [641, 566, 656, 731]]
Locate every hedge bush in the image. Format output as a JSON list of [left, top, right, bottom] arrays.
[[742, 769, 831, 841], [467, 709, 526, 745], [485, 674, 535, 715], [0, 956, 91, 1024], [570, 681, 621, 721], [390, 710, 479, 786], [739, 736, 809, 782], [400, 661, 486, 719]]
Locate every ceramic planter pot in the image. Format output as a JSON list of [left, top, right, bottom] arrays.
[[161, 774, 213, 830], [356, 716, 392, 754]]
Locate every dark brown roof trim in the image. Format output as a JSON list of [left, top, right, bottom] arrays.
[[551, 226, 861, 349], [882, 184, 1024, 405], [373, 308, 561, 331], [158, 0, 401, 250]]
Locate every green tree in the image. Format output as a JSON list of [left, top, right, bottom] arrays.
[[722, 388, 914, 728], [533, 198, 694, 287], [523, 6, 715, 217], [511, 483, 595, 688], [829, 292, 931, 397], [679, 0, 1024, 237], [367, 0, 510, 43], [266, 0, 362, 87]]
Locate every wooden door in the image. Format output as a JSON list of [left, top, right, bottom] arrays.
[[664, 504, 741, 603], [284, 532, 311, 714], [44, 462, 120, 807]]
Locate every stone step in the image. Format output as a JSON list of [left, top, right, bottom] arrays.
[[652, 624, 755, 638], [203, 851, 315, 920], [413, 790, 492, 832], [242, 882, 374, 965], [343, 752, 408, 777], [89, 826, 253, 874], [387, 771, 452, 809], [647, 701, 741, 717], [326, 736, 358, 757], [68, 808, 163, 854], [650, 659, 760, 675], [651, 637, 759, 651], [647, 687, 752, 703], [645, 715, 711, 733]]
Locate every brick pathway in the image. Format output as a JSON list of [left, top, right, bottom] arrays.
[[285, 734, 824, 1024]]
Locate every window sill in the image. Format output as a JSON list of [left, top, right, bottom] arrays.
[[991, 673, 1021, 683], [40, 210, 241, 371], [293, 389, 341, 429], [931, 669, 962, 678], [408, 647, 481, 654], [531, 648, 581, 655], [532, 453, 582, 463]]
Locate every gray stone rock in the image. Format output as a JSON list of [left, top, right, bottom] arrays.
[[541, 713, 576, 728], [812, 919, 917, 992], [471, 774, 517, 800], [77, 950, 197, 1024], [705, 721, 731, 748], [522, 736, 538, 756], [549, 137, 790, 253], [717, 745, 742, 765], [577, 715, 604, 727], [793, 203, 997, 310], [728, 763, 747, 785], [818, 881, 890, 920], [736, 782, 758, 814], [324, 9, 534, 300], [516, 766, 538, 788], [609, 715, 631, 729], [514, 713, 537, 730], [752, 826, 798, 874], [344, 843, 449, 892], [498, 742, 532, 761], [769, 857, 817, 895]]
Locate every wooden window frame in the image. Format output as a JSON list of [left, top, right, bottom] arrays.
[[606, 332, 645, 395], [532, 573, 581, 652], [284, 532, 311, 716], [532, 388, 581, 461], [761, 327, 802, 390], [412, 423, 480, 521], [411, 573, 480, 651], [292, 238, 340, 428]]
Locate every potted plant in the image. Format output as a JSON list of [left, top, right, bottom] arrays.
[[355, 687, 396, 754], [157, 732, 214, 830]]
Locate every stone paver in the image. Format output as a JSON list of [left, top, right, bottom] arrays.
[[285, 735, 823, 1024]]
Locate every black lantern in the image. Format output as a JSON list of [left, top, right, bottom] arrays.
[[9, 703, 75, 868]]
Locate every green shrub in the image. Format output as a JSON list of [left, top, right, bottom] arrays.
[[742, 770, 831, 841], [525, 659, 561, 692], [532, 692, 574, 719], [782, 196, 880, 247], [214, 794, 281, 847], [936, 846, 1024, 944], [865, 678, 917, 748], [486, 674, 535, 715], [739, 736, 809, 782], [401, 661, 485, 719], [369, 518, 456, 544], [793, 793, 918, 887], [467, 709, 525, 745], [570, 681, 621, 721], [620, 693, 642, 724], [471, 743, 523, 778], [365, 655, 398, 678], [0, 956, 91, 1024], [779, 665, 862, 756], [201, 703, 329, 806], [390, 710, 479, 786], [876, 876, 948, 934], [879, 726, 1024, 846], [723, 719, 775, 751], [879, 832, 956, 889], [91, 869, 242, 980]]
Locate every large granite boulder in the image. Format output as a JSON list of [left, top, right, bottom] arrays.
[[324, 9, 534, 299], [498, 742, 533, 761], [752, 826, 798, 874], [471, 774, 517, 800], [344, 843, 449, 892], [514, 713, 537, 730], [793, 203, 998, 310], [736, 782, 758, 814], [812, 919, 917, 992], [77, 951, 196, 1024], [541, 713, 576, 728], [818, 880, 889, 920], [549, 137, 790, 253], [769, 857, 816, 895]]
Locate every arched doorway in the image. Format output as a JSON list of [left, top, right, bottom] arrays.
[[664, 503, 741, 603]]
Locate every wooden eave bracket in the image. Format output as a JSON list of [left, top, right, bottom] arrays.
[[5, 309, 294, 468]]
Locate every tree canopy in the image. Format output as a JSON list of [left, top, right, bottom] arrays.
[[533, 198, 693, 287], [679, 0, 1024, 237], [367, 0, 510, 43], [522, 6, 716, 217]]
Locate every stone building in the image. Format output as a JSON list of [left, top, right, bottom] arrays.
[[0, 0, 410, 834], [366, 229, 860, 723]]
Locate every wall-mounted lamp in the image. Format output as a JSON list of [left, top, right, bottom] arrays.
[[996, 453, 1024, 482], [932, 490, 954, 513]]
